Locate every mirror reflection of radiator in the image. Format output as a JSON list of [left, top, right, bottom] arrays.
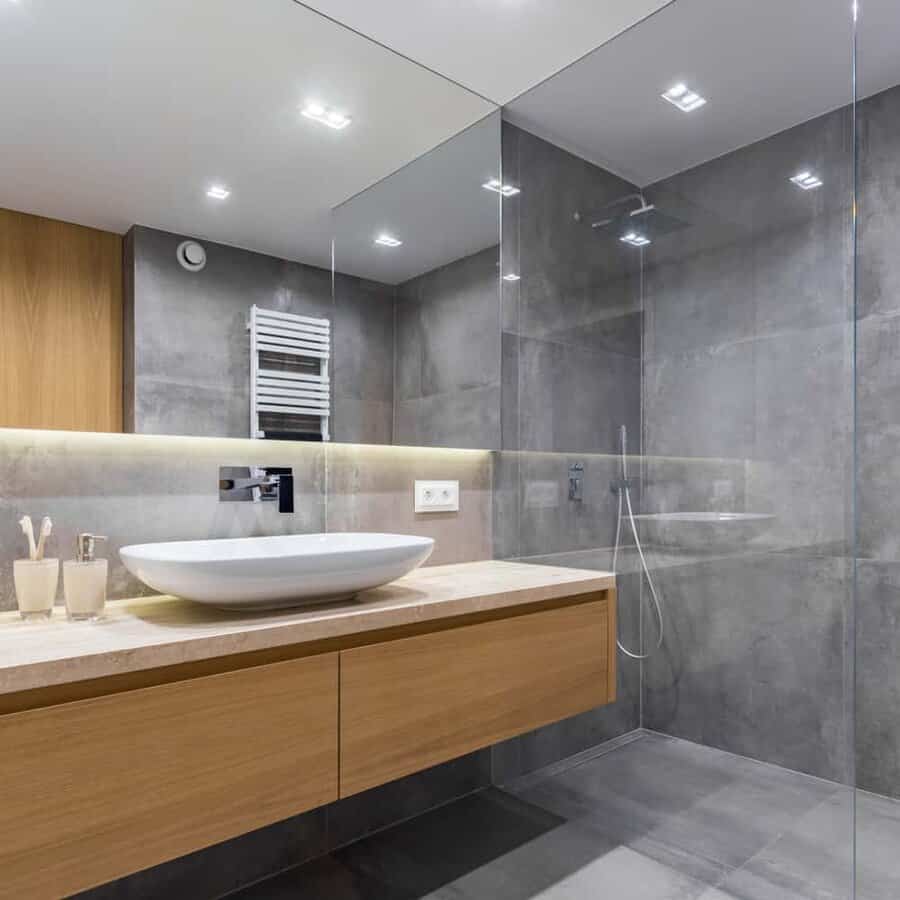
[[248, 304, 330, 441]]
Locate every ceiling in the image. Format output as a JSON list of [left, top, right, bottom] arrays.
[[0, 0, 495, 270], [333, 113, 500, 285], [298, 0, 673, 106], [4, 0, 898, 280], [505, 0, 900, 186]]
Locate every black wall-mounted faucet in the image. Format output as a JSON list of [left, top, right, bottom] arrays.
[[218, 466, 294, 514]]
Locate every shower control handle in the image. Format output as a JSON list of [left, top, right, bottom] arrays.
[[568, 462, 584, 502]]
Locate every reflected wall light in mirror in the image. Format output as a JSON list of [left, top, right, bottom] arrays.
[[206, 185, 230, 200], [482, 178, 520, 196], [790, 171, 823, 190], [502, 273, 520, 281], [301, 101, 352, 130], [374, 234, 403, 247], [661, 82, 707, 112]]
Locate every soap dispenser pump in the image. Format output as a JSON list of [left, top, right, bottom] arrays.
[[63, 533, 108, 621]]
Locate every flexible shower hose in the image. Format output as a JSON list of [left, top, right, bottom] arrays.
[[611, 426, 664, 659]]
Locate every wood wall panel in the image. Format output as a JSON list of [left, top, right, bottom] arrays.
[[0, 208, 122, 432], [0, 654, 339, 899], [340, 596, 611, 796]]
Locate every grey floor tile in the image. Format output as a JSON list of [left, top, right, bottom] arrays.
[[854, 790, 900, 900], [512, 734, 837, 872], [231, 735, 900, 900], [704, 790, 855, 900]]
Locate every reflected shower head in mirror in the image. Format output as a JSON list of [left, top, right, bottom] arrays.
[[574, 192, 690, 246]]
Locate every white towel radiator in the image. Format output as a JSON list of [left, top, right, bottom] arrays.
[[248, 304, 330, 441]]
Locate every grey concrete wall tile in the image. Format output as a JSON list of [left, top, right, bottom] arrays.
[[644, 239, 756, 360], [857, 312, 900, 560], [511, 453, 620, 558], [857, 86, 900, 319], [393, 385, 501, 450], [393, 246, 501, 449], [518, 336, 640, 455], [324, 443, 492, 567], [856, 560, 900, 798], [643, 553, 851, 783], [644, 341, 755, 461]]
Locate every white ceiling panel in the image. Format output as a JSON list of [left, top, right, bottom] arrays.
[[334, 113, 501, 285], [505, 0, 900, 186], [299, 0, 674, 105]]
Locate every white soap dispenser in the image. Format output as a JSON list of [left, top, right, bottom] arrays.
[[63, 534, 108, 621]]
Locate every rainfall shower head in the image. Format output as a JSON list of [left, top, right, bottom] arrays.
[[575, 193, 690, 247]]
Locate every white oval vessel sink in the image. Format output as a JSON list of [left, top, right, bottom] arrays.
[[631, 512, 775, 551], [120, 533, 434, 611]]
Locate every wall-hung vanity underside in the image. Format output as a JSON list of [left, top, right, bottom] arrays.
[[0, 561, 615, 899]]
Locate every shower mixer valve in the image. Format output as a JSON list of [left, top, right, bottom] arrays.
[[568, 462, 584, 502]]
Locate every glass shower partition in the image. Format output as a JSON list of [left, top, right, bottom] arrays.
[[497, 1, 860, 895]]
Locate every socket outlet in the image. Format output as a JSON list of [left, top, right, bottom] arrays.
[[415, 480, 460, 513]]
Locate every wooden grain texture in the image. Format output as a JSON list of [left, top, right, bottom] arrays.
[[0, 208, 123, 431], [607, 585, 618, 703], [0, 654, 338, 899], [340, 598, 611, 797]]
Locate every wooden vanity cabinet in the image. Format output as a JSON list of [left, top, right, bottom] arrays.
[[340, 595, 614, 796], [0, 588, 615, 898], [0, 654, 339, 900]]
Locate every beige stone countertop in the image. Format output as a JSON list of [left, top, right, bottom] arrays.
[[0, 560, 614, 696]]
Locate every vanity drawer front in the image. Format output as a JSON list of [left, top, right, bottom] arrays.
[[340, 597, 612, 797], [0, 653, 338, 900]]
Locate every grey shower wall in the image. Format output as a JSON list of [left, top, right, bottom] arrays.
[[855, 84, 900, 799], [640, 97, 858, 784], [124, 226, 395, 443], [491, 123, 644, 781], [394, 245, 502, 449], [126, 226, 503, 449]]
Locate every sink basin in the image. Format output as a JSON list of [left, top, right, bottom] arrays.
[[120, 533, 434, 611], [631, 512, 775, 552]]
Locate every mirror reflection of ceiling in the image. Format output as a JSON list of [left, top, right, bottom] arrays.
[[505, 0, 900, 186], [298, 0, 674, 104], [333, 113, 500, 285], [0, 0, 495, 270]]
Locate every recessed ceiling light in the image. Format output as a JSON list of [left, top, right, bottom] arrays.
[[301, 101, 352, 130], [790, 171, 823, 190], [661, 82, 707, 112], [620, 231, 651, 247], [206, 185, 230, 200], [502, 273, 521, 282], [374, 234, 402, 248], [482, 178, 520, 197]]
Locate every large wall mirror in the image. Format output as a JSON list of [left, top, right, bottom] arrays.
[[0, 0, 500, 449]]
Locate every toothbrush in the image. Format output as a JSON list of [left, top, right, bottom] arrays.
[[18, 516, 36, 561], [35, 517, 52, 561]]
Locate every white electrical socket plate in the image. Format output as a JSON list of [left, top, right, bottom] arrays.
[[414, 480, 460, 513]]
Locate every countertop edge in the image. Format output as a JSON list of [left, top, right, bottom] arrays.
[[0, 562, 615, 697]]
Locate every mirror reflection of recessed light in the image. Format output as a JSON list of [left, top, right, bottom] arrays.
[[661, 82, 707, 112], [482, 178, 520, 197], [790, 171, 823, 190], [620, 231, 651, 247], [502, 273, 521, 282], [206, 185, 230, 200], [374, 234, 402, 248], [301, 101, 352, 130]]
